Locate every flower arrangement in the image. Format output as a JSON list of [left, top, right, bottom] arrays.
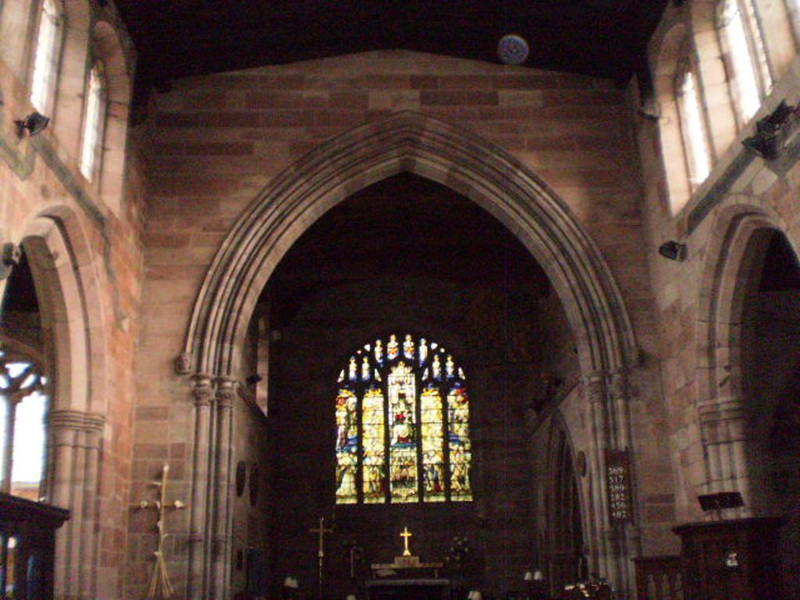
[[448, 536, 471, 568]]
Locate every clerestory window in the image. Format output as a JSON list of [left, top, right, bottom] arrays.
[[335, 333, 472, 505], [676, 67, 711, 188], [79, 62, 107, 181], [29, 0, 63, 115], [719, 0, 773, 123], [0, 350, 48, 500]]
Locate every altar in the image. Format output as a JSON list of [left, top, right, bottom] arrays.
[[366, 578, 450, 600], [365, 528, 449, 600]]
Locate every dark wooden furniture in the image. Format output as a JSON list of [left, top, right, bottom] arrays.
[[633, 555, 682, 600], [673, 517, 783, 600], [365, 578, 450, 600], [0, 492, 69, 600]]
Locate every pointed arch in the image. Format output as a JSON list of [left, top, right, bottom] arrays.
[[15, 204, 108, 599], [695, 204, 796, 513], [182, 111, 636, 380]]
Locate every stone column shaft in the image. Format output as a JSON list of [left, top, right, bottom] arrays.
[[211, 377, 236, 600], [188, 374, 214, 600], [49, 409, 105, 600]]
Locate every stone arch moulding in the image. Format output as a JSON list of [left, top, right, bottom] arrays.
[[695, 204, 796, 517], [182, 111, 637, 378], [179, 111, 640, 599], [18, 205, 108, 600]]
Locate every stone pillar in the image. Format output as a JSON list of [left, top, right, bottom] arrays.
[[583, 370, 635, 598], [210, 377, 236, 599], [49, 408, 105, 600], [188, 373, 215, 599], [79, 413, 104, 600], [698, 395, 751, 517], [607, 369, 637, 599]]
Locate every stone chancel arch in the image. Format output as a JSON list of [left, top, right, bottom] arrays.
[[183, 111, 636, 378], [180, 111, 640, 598]]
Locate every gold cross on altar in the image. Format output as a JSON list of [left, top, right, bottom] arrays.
[[400, 526, 412, 556]]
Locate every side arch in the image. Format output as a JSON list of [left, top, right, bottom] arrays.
[[695, 203, 796, 512], [182, 111, 637, 379], [16, 205, 108, 600]]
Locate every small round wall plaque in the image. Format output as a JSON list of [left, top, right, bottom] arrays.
[[235, 460, 246, 497], [498, 34, 529, 65]]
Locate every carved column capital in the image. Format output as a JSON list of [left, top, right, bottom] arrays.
[[607, 369, 627, 399], [582, 370, 607, 404], [698, 395, 747, 426], [190, 373, 215, 406], [214, 376, 237, 408], [49, 409, 106, 432]]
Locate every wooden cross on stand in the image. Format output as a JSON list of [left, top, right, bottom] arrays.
[[309, 517, 334, 600], [136, 465, 187, 600], [400, 526, 412, 557]]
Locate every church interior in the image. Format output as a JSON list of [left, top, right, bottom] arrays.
[[0, 1, 799, 599]]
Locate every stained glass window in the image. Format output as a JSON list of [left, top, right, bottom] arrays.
[[334, 334, 472, 504]]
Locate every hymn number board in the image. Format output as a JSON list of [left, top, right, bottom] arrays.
[[605, 449, 633, 523]]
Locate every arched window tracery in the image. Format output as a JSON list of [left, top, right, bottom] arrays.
[[335, 333, 472, 505], [0, 349, 48, 500]]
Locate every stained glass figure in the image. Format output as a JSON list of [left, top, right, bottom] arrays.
[[403, 334, 415, 360], [448, 385, 472, 501], [388, 363, 418, 503], [387, 334, 399, 360], [334, 334, 472, 505], [432, 355, 442, 380], [362, 388, 386, 504], [419, 339, 428, 365], [420, 386, 445, 502], [335, 389, 358, 504], [348, 357, 357, 382], [362, 356, 371, 381]]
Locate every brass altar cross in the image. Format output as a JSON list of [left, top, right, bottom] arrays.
[[400, 526, 412, 557], [309, 517, 334, 599], [136, 464, 187, 600]]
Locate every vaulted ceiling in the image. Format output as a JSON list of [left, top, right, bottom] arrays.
[[116, 0, 669, 93]]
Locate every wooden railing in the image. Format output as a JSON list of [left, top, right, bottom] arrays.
[[633, 556, 683, 600]]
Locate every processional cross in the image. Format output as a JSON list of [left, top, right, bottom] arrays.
[[309, 517, 334, 600], [400, 526, 412, 557], [136, 465, 187, 599]]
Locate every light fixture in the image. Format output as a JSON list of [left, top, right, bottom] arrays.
[[246, 374, 263, 386], [14, 111, 49, 138], [658, 241, 687, 262], [283, 576, 299, 589], [742, 100, 798, 160]]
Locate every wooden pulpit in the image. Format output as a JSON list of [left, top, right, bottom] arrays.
[[673, 517, 783, 600]]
